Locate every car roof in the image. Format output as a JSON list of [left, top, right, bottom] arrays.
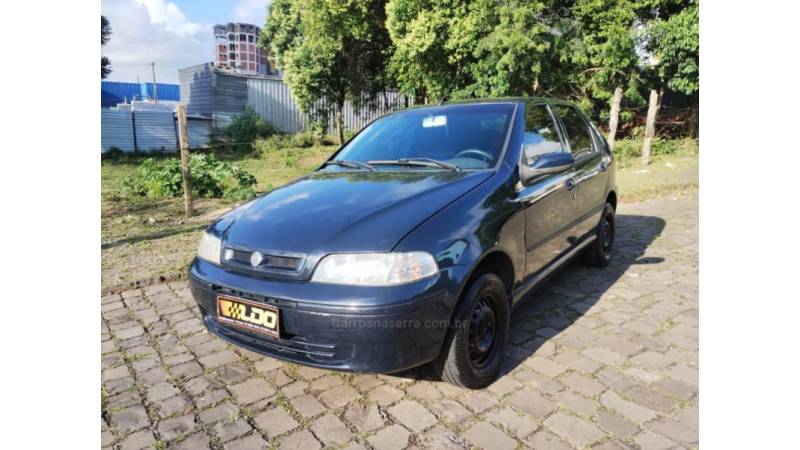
[[396, 96, 579, 112]]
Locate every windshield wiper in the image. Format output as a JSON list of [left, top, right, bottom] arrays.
[[366, 158, 460, 172], [323, 159, 375, 171]]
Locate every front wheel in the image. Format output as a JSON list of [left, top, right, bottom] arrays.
[[433, 273, 510, 389], [583, 202, 615, 267]]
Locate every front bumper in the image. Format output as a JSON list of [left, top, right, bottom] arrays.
[[188, 258, 458, 373]]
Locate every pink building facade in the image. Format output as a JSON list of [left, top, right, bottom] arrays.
[[213, 23, 277, 77]]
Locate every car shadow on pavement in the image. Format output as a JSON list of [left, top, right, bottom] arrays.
[[390, 213, 667, 383]]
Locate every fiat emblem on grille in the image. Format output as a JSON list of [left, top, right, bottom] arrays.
[[250, 251, 264, 267]]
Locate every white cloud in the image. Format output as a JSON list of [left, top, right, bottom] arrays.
[[233, 0, 270, 26], [102, 0, 211, 83]]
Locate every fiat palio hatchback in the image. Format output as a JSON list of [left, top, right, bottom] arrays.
[[189, 98, 616, 388]]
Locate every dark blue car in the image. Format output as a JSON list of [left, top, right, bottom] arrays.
[[189, 98, 616, 388]]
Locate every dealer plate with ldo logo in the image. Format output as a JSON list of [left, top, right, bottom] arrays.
[[217, 295, 280, 338]]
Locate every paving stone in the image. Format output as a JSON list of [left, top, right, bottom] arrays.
[[525, 356, 568, 377], [195, 388, 230, 409], [600, 391, 657, 424], [417, 425, 468, 450], [367, 424, 411, 450], [524, 431, 572, 450], [199, 350, 239, 369], [291, 394, 326, 418], [556, 390, 599, 417], [146, 381, 180, 403], [313, 374, 345, 390], [119, 430, 155, 450], [430, 399, 471, 425], [407, 382, 443, 402], [623, 384, 680, 414], [110, 405, 150, 432], [101, 430, 115, 448], [487, 375, 522, 396], [633, 430, 677, 450], [116, 325, 145, 340], [561, 372, 606, 397], [629, 351, 675, 369], [102, 364, 130, 382], [254, 356, 284, 373], [507, 388, 557, 419], [345, 403, 388, 432], [172, 360, 203, 379], [582, 347, 628, 366], [158, 414, 198, 442], [484, 407, 539, 438], [224, 434, 269, 450], [462, 422, 517, 450], [281, 380, 308, 398], [544, 412, 606, 447], [311, 413, 352, 446], [319, 384, 359, 409], [199, 402, 239, 425], [229, 377, 276, 405], [389, 400, 438, 432], [596, 410, 638, 438], [279, 429, 321, 450], [253, 406, 299, 437], [458, 390, 498, 413], [154, 395, 190, 418], [368, 385, 404, 406], [213, 418, 252, 442]]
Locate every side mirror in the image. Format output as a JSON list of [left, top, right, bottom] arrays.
[[520, 151, 574, 185]]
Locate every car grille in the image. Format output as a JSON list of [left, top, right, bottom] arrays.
[[223, 247, 304, 272]]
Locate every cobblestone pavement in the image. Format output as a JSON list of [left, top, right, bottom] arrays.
[[101, 191, 698, 450]]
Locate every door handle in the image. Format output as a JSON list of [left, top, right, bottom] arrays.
[[565, 179, 576, 191]]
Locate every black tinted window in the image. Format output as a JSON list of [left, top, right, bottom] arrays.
[[555, 106, 594, 156], [523, 104, 564, 163]]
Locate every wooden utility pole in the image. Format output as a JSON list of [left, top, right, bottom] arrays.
[[177, 103, 193, 218], [607, 87, 623, 150], [641, 89, 659, 166]]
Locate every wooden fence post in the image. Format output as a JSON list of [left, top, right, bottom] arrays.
[[177, 103, 193, 218], [641, 89, 659, 166], [607, 87, 623, 151]]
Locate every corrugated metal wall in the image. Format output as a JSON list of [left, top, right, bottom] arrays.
[[101, 110, 213, 153], [134, 111, 178, 151], [179, 64, 213, 117], [246, 78, 306, 133], [101, 109, 135, 151], [178, 63, 411, 136]]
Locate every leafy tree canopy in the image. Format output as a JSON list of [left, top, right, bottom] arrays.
[[643, 0, 699, 95], [260, 0, 392, 141], [102, 15, 112, 79]]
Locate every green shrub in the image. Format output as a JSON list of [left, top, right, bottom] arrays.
[[612, 137, 698, 163], [221, 107, 279, 153], [122, 154, 257, 200]]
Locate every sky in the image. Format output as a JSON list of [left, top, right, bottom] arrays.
[[101, 0, 270, 84]]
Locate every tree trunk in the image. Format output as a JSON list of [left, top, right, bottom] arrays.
[[607, 87, 623, 150], [176, 103, 193, 218], [641, 89, 659, 166], [335, 103, 344, 145], [687, 92, 699, 139]]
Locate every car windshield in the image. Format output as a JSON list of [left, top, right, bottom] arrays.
[[329, 103, 515, 170]]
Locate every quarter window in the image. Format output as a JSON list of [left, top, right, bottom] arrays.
[[523, 104, 564, 163], [555, 106, 594, 157]]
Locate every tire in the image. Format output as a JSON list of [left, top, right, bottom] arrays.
[[433, 273, 510, 389], [583, 202, 615, 267]]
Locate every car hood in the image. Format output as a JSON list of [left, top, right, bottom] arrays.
[[216, 170, 492, 255]]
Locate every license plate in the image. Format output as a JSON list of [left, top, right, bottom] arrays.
[[216, 295, 280, 338]]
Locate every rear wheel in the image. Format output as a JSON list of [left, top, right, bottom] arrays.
[[583, 202, 615, 267], [433, 273, 509, 389]]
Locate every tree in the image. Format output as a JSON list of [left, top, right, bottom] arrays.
[[102, 16, 112, 79], [386, 0, 551, 102], [260, 0, 392, 144], [644, 0, 699, 136], [565, 0, 643, 145]]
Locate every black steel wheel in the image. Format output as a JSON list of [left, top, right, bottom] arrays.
[[433, 273, 510, 389], [584, 202, 615, 267]]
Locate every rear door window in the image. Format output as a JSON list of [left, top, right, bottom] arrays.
[[555, 105, 595, 158], [523, 104, 564, 163]]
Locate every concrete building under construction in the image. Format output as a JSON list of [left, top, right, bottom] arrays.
[[213, 22, 278, 77]]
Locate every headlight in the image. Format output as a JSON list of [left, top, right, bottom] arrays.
[[197, 231, 222, 265], [311, 252, 438, 286]]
